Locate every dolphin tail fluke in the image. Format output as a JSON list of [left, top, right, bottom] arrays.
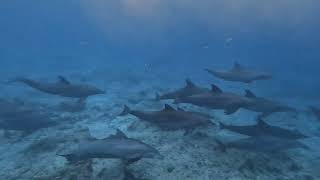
[[57, 154, 77, 163], [119, 105, 131, 116]]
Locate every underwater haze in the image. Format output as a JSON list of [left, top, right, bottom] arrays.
[[0, 1, 320, 179]]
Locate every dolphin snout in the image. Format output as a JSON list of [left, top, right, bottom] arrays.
[[97, 89, 106, 94]]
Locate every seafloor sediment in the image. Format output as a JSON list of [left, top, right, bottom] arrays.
[[0, 77, 319, 180]]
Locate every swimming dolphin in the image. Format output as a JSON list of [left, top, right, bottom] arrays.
[[220, 118, 308, 139], [58, 129, 162, 164], [156, 79, 209, 100], [216, 136, 308, 153], [0, 99, 58, 132], [244, 90, 296, 118], [174, 84, 253, 115], [309, 106, 320, 121], [10, 76, 105, 98], [205, 62, 272, 83], [119, 104, 214, 132], [0, 108, 58, 132]]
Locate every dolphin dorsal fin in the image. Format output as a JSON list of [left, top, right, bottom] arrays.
[[257, 118, 268, 128], [58, 76, 71, 85], [164, 104, 175, 111], [109, 129, 128, 139], [211, 84, 223, 93], [232, 62, 244, 71], [185, 79, 196, 88], [245, 90, 257, 98]]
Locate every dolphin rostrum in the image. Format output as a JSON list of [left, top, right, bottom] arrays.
[[220, 118, 308, 139], [205, 62, 272, 83], [156, 79, 209, 100], [244, 90, 296, 118], [10, 76, 105, 98], [174, 84, 253, 115], [58, 129, 162, 164], [119, 104, 214, 133]]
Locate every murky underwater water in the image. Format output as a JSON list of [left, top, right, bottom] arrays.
[[0, 1, 320, 180]]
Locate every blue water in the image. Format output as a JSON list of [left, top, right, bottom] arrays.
[[0, 1, 320, 179]]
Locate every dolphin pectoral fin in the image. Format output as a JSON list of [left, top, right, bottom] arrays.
[[224, 107, 239, 115]]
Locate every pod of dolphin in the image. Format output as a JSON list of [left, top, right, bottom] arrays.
[[1, 62, 316, 178]]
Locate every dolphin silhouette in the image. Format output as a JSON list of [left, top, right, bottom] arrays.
[[156, 79, 209, 100], [244, 90, 296, 118], [205, 62, 272, 83], [174, 84, 253, 115], [10, 76, 105, 98]]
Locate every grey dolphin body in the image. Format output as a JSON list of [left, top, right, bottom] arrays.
[[205, 62, 272, 83], [156, 79, 209, 100], [120, 104, 214, 131], [244, 90, 296, 117], [309, 106, 320, 121], [0, 99, 58, 132], [174, 85, 253, 115], [11, 76, 105, 98], [59, 129, 162, 164], [217, 136, 308, 153], [220, 118, 308, 139]]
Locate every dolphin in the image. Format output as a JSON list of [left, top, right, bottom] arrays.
[[220, 118, 308, 139], [0, 99, 58, 132], [10, 76, 105, 98], [205, 62, 272, 83], [309, 106, 320, 121], [216, 136, 308, 153], [244, 90, 296, 117], [0, 108, 58, 132], [156, 79, 209, 100], [119, 104, 214, 132], [58, 129, 162, 164], [174, 84, 253, 115]]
